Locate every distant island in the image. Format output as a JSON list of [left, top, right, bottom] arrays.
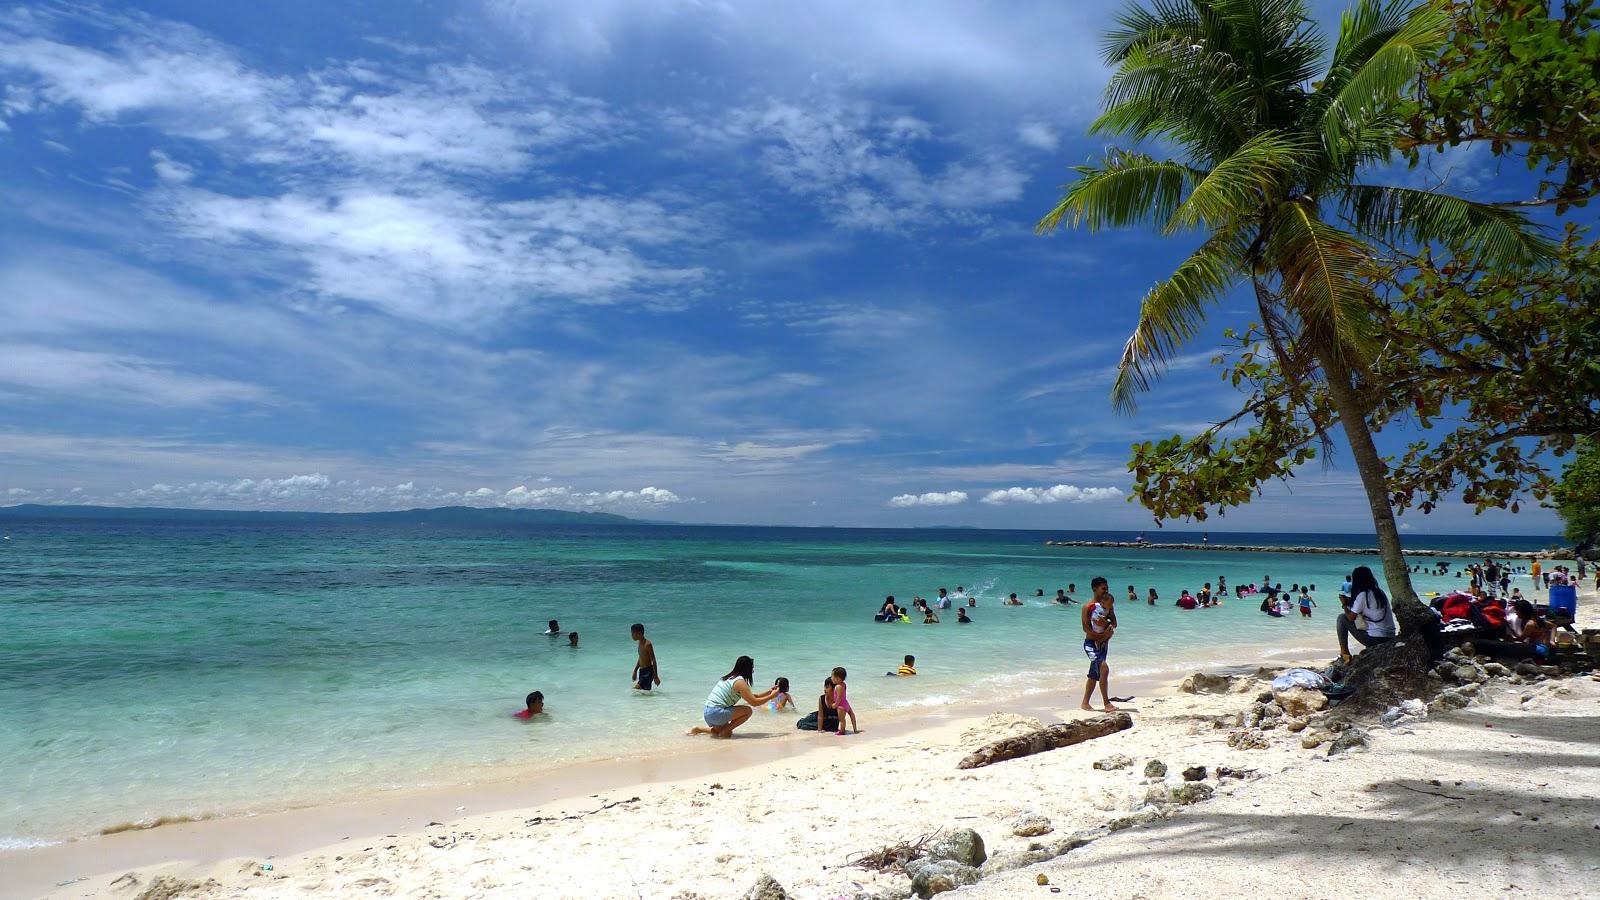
[[0, 504, 645, 526]]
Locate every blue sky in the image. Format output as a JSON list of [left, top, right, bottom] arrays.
[[0, 0, 1563, 534]]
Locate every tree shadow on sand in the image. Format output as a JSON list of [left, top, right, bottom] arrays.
[[1083, 778, 1600, 871]]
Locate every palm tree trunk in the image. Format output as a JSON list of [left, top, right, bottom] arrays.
[[1317, 352, 1423, 618]]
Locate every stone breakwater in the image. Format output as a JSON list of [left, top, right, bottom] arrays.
[[1042, 541, 1554, 560]]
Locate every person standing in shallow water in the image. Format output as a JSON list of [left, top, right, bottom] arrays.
[[1081, 577, 1118, 712], [631, 623, 660, 691]]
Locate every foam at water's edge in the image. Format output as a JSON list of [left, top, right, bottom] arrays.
[[0, 836, 60, 851]]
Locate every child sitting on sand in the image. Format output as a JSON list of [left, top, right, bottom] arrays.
[[767, 677, 795, 712], [513, 691, 544, 719], [830, 667, 858, 735], [812, 678, 840, 734]]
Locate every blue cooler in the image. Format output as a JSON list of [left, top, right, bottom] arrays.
[[1549, 583, 1577, 619]]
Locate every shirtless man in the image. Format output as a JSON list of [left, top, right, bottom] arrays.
[[630, 623, 660, 691], [1080, 577, 1118, 712]]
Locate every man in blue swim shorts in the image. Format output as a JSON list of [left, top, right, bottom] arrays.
[[1080, 576, 1118, 712]]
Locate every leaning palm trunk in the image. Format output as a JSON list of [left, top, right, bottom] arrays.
[[1316, 347, 1419, 609]]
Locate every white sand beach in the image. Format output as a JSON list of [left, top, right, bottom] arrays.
[[14, 583, 1598, 900]]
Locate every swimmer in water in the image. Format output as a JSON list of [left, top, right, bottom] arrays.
[[568, 631, 579, 648], [513, 691, 544, 719], [544, 619, 561, 635], [767, 677, 795, 712]]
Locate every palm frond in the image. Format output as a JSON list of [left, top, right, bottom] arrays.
[[1316, 2, 1449, 164], [1264, 200, 1375, 371], [1102, 0, 1204, 63], [1326, 0, 1412, 77], [1094, 36, 1252, 155], [1112, 225, 1250, 411], [1167, 131, 1309, 231], [1037, 149, 1205, 234], [1344, 185, 1558, 266]]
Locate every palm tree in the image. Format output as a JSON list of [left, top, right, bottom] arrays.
[[1038, 0, 1552, 624]]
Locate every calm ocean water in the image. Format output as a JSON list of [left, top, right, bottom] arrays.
[[0, 518, 1566, 845]]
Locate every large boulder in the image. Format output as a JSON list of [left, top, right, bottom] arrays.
[[906, 859, 980, 898], [925, 828, 987, 868], [1273, 686, 1328, 717], [1181, 672, 1234, 694]]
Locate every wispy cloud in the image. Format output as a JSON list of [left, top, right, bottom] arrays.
[[721, 98, 1029, 230], [0, 345, 275, 407]]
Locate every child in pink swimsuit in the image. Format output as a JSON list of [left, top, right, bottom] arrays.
[[830, 667, 858, 735]]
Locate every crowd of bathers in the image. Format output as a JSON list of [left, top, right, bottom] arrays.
[[868, 575, 1333, 622]]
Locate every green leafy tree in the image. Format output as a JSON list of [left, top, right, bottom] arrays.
[[1400, 0, 1600, 213], [1553, 439, 1600, 554], [1036, 0, 1552, 625]]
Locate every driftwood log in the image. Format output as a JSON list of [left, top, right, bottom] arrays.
[[956, 713, 1133, 769]]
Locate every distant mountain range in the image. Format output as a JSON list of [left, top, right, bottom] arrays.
[[0, 503, 645, 525]]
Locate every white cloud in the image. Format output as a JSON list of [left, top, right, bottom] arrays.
[[0, 344, 274, 407], [501, 484, 683, 509], [150, 149, 193, 183], [723, 99, 1028, 230], [980, 484, 1125, 504], [1017, 120, 1058, 151], [130, 473, 332, 505], [0, 14, 616, 176], [888, 490, 969, 507], [485, 0, 1107, 115], [160, 188, 708, 324]]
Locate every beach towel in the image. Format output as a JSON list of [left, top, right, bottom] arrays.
[[1271, 668, 1329, 691]]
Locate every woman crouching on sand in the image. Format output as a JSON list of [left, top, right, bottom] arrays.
[[689, 655, 781, 739]]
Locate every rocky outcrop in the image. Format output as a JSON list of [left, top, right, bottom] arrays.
[[925, 828, 987, 868], [906, 859, 979, 898], [1008, 812, 1053, 837], [1180, 672, 1234, 694], [1273, 686, 1327, 717]]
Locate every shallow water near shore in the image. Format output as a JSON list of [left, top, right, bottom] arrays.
[[0, 518, 1565, 845]]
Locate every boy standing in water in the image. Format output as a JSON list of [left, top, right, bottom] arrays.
[[630, 623, 660, 691], [1081, 577, 1118, 712]]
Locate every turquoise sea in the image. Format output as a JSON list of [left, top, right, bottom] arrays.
[[0, 518, 1566, 847]]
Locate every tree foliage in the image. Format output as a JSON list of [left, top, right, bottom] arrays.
[[1040, 0, 1555, 613], [1400, 0, 1600, 213], [1130, 228, 1600, 522], [1103, 0, 1599, 542], [1553, 439, 1600, 549]]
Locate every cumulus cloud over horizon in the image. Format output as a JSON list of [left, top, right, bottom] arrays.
[[888, 490, 969, 508], [980, 484, 1124, 505]]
